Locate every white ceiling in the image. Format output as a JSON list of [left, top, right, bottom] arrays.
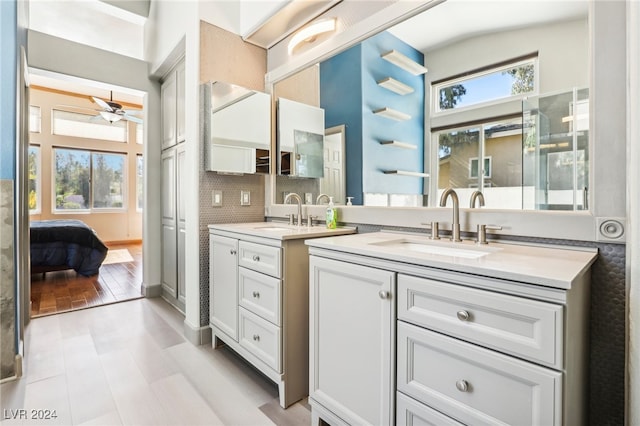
[[388, 0, 589, 53]]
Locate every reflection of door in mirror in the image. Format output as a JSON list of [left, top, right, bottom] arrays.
[[320, 125, 346, 204]]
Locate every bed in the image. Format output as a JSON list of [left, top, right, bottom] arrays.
[[30, 219, 109, 276]]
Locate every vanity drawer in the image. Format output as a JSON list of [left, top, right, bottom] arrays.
[[398, 274, 563, 368], [239, 307, 281, 372], [238, 241, 281, 278], [396, 392, 463, 426], [239, 267, 281, 326], [397, 322, 561, 426]]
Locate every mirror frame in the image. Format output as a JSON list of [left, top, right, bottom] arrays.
[[264, 0, 627, 244]]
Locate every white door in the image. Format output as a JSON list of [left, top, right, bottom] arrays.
[[176, 144, 186, 304], [309, 255, 395, 426], [161, 70, 177, 150], [320, 125, 345, 203]]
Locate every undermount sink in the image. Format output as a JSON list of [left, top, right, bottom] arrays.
[[369, 238, 500, 259]]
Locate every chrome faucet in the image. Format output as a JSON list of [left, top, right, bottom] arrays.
[[316, 193, 330, 205], [439, 188, 461, 242], [284, 193, 303, 226], [469, 190, 485, 208]]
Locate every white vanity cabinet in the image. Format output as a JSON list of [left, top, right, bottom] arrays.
[[208, 223, 355, 409], [309, 256, 395, 426], [306, 232, 596, 426]]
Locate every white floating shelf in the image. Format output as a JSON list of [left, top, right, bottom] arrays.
[[380, 140, 417, 150], [381, 50, 428, 75], [383, 170, 430, 177], [373, 107, 411, 121], [377, 77, 414, 95]]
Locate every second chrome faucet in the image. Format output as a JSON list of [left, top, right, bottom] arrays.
[[439, 188, 461, 242]]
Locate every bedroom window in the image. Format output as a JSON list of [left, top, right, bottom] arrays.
[[28, 145, 40, 213], [136, 155, 143, 211], [29, 106, 41, 133], [53, 147, 127, 211], [52, 109, 127, 142]]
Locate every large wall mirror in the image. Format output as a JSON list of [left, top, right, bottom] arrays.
[[271, 1, 589, 211]]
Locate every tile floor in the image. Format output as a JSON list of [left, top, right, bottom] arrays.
[[0, 298, 311, 425]]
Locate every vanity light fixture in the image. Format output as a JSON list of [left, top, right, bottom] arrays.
[[381, 50, 428, 75], [377, 77, 414, 95], [288, 18, 336, 55], [373, 107, 411, 121]]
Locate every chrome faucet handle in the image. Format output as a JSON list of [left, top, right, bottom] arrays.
[[287, 213, 295, 225], [307, 215, 316, 227], [476, 224, 502, 244], [420, 222, 441, 240]]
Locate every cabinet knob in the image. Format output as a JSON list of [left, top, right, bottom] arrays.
[[455, 379, 469, 392], [229, 249, 236, 255], [456, 310, 471, 321], [252, 291, 260, 298], [253, 255, 260, 262], [378, 290, 389, 300], [252, 334, 260, 342]]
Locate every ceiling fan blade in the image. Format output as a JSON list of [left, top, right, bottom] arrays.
[[122, 109, 142, 115], [92, 96, 113, 112], [123, 114, 143, 124]]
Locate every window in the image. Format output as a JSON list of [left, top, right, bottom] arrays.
[[52, 109, 127, 142], [28, 145, 40, 213], [53, 147, 126, 211], [136, 123, 144, 144], [469, 157, 492, 179], [434, 57, 537, 113], [92, 152, 126, 209], [29, 106, 41, 133], [136, 155, 143, 210]]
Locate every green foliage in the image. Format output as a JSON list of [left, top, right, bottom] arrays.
[[505, 64, 535, 95], [439, 84, 467, 110]]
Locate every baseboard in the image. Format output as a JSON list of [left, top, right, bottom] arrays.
[[183, 320, 212, 346], [142, 283, 162, 297], [105, 239, 142, 246]]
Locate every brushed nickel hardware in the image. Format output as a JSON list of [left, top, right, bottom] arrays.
[[253, 334, 260, 341], [229, 249, 236, 255], [379, 290, 389, 299], [253, 255, 260, 262], [456, 310, 471, 321], [252, 291, 260, 298], [470, 190, 485, 208], [477, 224, 502, 244], [284, 193, 303, 226], [421, 221, 441, 240], [456, 379, 469, 392], [439, 188, 462, 242]]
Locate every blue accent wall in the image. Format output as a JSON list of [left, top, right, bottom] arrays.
[[320, 31, 425, 203], [320, 45, 364, 204], [0, 0, 17, 180]]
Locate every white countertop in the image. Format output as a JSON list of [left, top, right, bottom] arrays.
[[305, 231, 598, 289], [208, 222, 357, 241]]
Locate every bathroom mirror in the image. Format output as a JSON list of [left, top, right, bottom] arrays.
[[272, 0, 589, 210], [202, 81, 271, 174]]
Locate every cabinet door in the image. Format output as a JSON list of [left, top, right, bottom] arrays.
[[161, 70, 177, 150], [309, 256, 395, 426], [176, 60, 186, 143], [210, 234, 239, 341], [161, 148, 177, 296], [176, 145, 186, 304]]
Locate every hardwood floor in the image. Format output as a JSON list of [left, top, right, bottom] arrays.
[[30, 243, 143, 318]]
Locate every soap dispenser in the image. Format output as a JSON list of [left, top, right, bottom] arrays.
[[325, 197, 337, 229]]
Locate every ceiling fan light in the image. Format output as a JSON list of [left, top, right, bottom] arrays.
[[100, 111, 123, 123], [288, 18, 336, 55]]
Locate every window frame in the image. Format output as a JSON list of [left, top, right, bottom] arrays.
[[52, 146, 128, 214], [433, 56, 539, 115], [28, 145, 41, 214]]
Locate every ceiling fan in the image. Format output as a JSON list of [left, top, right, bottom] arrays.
[[91, 91, 143, 124]]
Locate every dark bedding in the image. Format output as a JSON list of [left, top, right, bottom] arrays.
[[30, 219, 109, 276]]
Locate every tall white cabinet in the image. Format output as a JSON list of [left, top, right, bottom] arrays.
[[161, 58, 186, 310]]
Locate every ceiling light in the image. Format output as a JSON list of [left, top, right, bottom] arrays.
[[381, 50, 428, 75], [100, 111, 123, 123], [288, 18, 336, 55]]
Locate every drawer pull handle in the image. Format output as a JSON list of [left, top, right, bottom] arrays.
[[230, 249, 237, 255], [456, 380, 469, 392], [253, 334, 260, 342], [378, 290, 389, 300], [456, 310, 471, 321], [253, 255, 260, 262], [252, 291, 260, 298]]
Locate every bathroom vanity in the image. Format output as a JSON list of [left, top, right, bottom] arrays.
[[208, 222, 355, 408], [306, 232, 597, 425]]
